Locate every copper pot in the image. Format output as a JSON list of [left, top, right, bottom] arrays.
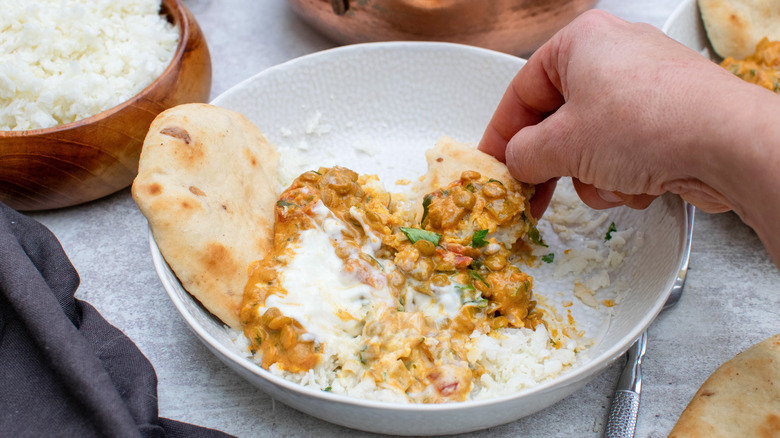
[[288, 0, 598, 56]]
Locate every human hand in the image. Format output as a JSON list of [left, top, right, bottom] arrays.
[[478, 10, 759, 219]]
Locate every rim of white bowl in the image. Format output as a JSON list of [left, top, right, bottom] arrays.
[[662, 0, 694, 34]]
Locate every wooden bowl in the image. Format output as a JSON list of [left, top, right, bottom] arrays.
[[0, 0, 212, 211], [287, 0, 598, 56]]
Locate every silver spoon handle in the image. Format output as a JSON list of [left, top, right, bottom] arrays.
[[604, 391, 640, 438], [604, 331, 647, 438]]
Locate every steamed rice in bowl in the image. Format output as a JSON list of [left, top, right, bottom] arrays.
[[0, 0, 179, 131]]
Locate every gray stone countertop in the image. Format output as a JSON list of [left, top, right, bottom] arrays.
[[28, 0, 780, 436]]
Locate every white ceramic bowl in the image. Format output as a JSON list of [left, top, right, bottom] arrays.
[[149, 42, 692, 435], [663, 0, 720, 61]]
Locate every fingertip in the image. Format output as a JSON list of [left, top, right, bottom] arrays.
[[596, 188, 624, 204], [573, 179, 624, 210], [624, 194, 657, 210], [574, 180, 658, 210], [529, 178, 558, 219], [504, 125, 554, 185]]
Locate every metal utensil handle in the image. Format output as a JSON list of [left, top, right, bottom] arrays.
[[604, 390, 640, 438], [603, 204, 695, 438], [604, 331, 647, 438]]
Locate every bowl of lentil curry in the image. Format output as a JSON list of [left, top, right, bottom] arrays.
[[148, 42, 692, 435]]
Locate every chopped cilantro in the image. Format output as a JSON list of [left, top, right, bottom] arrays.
[[420, 194, 434, 226], [605, 222, 617, 241], [523, 212, 547, 247], [469, 270, 490, 288], [471, 229, 489, 248], [541, 253, 555, 263], [276, 199, 294, 207], [400, 227, 441, 245], [367, 254, 384, 271], [527, 223, 547, 247], [468, 259, 484, 271], [516, 280, 530, 295], [324, 386, 332, 392], [464, 297, 489, 308]]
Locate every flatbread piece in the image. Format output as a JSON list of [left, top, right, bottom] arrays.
[[132, 103, 280, 329], [698, 0, 780, 59], [413, 136, 534, 218], [669, 333, 780, 438]]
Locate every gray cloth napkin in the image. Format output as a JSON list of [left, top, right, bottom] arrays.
[[0, 202, 234, 438]]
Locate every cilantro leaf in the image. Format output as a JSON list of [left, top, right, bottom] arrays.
[[463, 297, 489, 308], [605, 222, 617, 241], [400, 227, 441, 246], [471, 229, 489, 248], [420, 194, 434, 226], [469, 270, 490, 288], [527, 222, 547, 247], [541, 253, 555, 263], [522, 212, 547, 247]]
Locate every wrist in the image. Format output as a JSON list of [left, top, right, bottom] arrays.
[[697, 84, 780, 262]]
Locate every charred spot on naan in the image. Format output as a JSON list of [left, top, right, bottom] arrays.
[[160, 126, 191, 144]]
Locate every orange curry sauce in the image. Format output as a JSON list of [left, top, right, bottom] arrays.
[[239, 167, 544, 402], [722, 37, 780, 93]]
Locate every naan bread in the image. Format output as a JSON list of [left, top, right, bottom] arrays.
[[132, 103, 280, 329], [412, 136, 535, 247], [698, 0, 780, 59], [669, 333, 780, 438], [413, 136, 534, 208]]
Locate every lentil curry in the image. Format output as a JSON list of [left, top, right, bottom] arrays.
[[721, 37, 780, 93], [240, 164, 554, 403]]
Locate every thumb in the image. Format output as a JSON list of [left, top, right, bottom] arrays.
[[503, 109, 582, 185]]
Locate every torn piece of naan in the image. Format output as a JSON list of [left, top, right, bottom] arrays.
[[698, 0, 780, 59], [412, 136, 536, 248], [132, 103, 280, 329], [669, 333, 780, 438]]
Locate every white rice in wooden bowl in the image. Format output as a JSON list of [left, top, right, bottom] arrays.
[[0, 0, 179, 131]]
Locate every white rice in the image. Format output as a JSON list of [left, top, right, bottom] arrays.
[[0, 0, 179, 131]]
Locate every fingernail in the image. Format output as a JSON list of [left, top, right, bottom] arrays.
[[597, 189, 624, 204]]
